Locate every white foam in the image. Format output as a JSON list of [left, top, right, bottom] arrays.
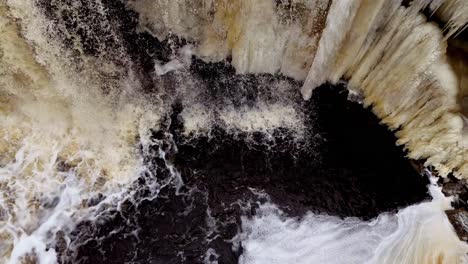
[[204, 248, 220, 264], [0, 1, 160, 262], [219, 103, 304, 134], [180, 104, 213, 136], [2, 0, 468, 262], [129, 0, 468, 178], [154, 45, 193, 75], [236, 180, 468, 264]]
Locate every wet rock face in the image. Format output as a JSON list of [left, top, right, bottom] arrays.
[[442, 175, 468, 241], [446, 210, 468, 242], [442, 176, 468, 207], [65, 77, 429, 263]]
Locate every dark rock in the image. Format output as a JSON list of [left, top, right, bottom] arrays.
[[440, 174, 468, 242], [442, 174, 468, 208], [446, 209, 468, 241]]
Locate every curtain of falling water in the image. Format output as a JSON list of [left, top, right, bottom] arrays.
[[0, 0, 467, 263]]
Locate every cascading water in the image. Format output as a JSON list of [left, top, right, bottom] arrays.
[[236, 180, 463, 264], [0, 0, 467, 263]]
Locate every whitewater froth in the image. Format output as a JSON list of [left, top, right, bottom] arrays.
[[0, 0, 468, 263], [129, 0, 468, 178], [0, 0, 161, 261], [237, 178, 468, 264]]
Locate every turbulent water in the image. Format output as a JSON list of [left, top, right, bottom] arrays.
[[237, 180, 464, 264], [0, 0, 467, 263]]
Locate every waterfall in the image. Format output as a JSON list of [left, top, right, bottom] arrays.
[[0, 0, 467, 263]]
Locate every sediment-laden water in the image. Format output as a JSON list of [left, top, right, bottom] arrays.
[[0, 1, 467, 263]]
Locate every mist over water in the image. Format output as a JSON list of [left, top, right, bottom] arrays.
[[0, 0, 467, 263]]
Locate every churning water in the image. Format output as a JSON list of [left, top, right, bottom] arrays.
[[0, 0, 467, 263]]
